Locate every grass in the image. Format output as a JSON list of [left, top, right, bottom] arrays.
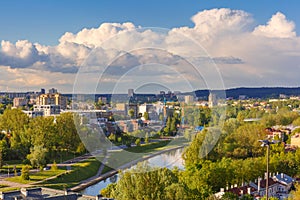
[[6, 169, 65, 184], [40, 141, 176, 190], [104, 139, 186, 169], [0, 184, 8, 188], [0, 187, 21, 192], [41, 158, 101, 189]]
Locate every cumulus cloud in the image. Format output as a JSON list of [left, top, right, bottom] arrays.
[[0, 8, 299, 91], [59, 22, 137, 48], [253, 12, 296, 38], [191, 8, 253, 34]]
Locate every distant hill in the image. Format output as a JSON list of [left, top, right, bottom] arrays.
[[65, 87, 300, 101], [194, 87, 300, 99]]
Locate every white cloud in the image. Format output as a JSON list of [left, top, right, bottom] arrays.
[[191, 8, 253, 34], [59, 22, 137, 48], [253, 12, 296, 38], [0, 8, 299, 92]]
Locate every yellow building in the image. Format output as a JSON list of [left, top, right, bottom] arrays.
[[36, 93, 67, 110], [291, 134, 300, 147]]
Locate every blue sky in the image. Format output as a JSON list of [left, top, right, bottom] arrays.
[[0, 0, 299, 45], [0, 0, 300, 92]]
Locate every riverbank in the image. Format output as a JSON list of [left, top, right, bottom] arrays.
[[70, 144, 186, 192]]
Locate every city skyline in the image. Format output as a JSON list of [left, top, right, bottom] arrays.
[[0, 1, 300, 93]]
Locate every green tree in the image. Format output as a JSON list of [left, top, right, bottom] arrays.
[[51, 160, 58, 171], [143, 112, 149, 120], [27, 145, 48, 169], [135, 138, 141, 146], [28, 116, 57, 151], [128, 109, 135, 119], [145, 132, 149, 144], [221, 192, 239, 200], [110, 163, 179, 200], [289, 183, 300, 200], [21, 165, 30, 180], [0, 140, 8, 168], [0, 108, 30, 159], [55, 112, 81, 152], [101, 183, 117, 198]]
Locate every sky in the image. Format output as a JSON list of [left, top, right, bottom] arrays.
[[0, 0, 300, 93]]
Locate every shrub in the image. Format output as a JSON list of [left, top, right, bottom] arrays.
[[21, 165, 30, 180]]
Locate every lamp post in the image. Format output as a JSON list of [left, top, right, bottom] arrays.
[[259, 140, 277, 200], [6, 164, 9, 177]]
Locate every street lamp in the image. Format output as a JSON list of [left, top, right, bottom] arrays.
[[6, 164, 9, 177], [258, 139, 278, 200]]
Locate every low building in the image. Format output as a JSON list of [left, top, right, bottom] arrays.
[[117, 120, 139, 133], [291, 134, 300, 147], [215, 173, 294, 200], [34, 105, 61, 116], [22, 110, 44, 118]]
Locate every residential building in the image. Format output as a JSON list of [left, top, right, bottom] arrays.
[[215, 173, 294, 200], [184, 95, 194, 104], [34, 105, 61, 116], [48, 88, 58, 94], [291, 134, 300, 147], [117, 120, 139, 133], [128, 89, 134, 97], [22, 110, 44, 118], [208, 92, 217, 108], [13, 97, 27, 108], [98, 96, 108, 104], [138, 104, 154, 114], [115, 103, 127, 111], [128, 103, 138, 118], [36, 92, 67, 110]]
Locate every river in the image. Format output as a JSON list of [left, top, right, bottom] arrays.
[[81, 148, 185, 196]]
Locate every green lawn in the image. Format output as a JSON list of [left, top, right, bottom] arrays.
[[104, 139, 186, 169], [6, 169, 65, 184], [0, 187, 21, 192], [41, 158, 101, 189]]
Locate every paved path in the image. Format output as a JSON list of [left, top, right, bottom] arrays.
[[0, 179, 31, 190]]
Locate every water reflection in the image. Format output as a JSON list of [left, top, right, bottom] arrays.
[[81, 148, 184, 196]]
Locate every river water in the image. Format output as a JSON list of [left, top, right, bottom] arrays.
[[81, 148, 185, 196]]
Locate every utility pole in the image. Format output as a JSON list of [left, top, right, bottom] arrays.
[[259, 139, 278, 200], [266, 143, 269, 200]]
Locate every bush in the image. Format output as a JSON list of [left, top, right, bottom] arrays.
[[51, 161, 58, 171], [135, 138, 141, 146], [21, 165, 30, 180], [125, 141, 131, 147]]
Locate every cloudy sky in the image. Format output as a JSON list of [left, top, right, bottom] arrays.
[[0, 0, 300, 93]]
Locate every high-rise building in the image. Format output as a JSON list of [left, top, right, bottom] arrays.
[[208, 92, 218, 108], [184, 95, 194, 104], [36, 89, 67, 110], [128, 89, 134, 97], [40, 88, 45, 94], [13, 97, 27, 108], [48, 88, 58, 94]]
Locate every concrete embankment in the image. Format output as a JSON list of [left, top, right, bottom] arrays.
[[70, 145, 186, 192]]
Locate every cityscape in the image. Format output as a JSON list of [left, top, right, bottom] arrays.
[[1, 1, 300, 200]]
